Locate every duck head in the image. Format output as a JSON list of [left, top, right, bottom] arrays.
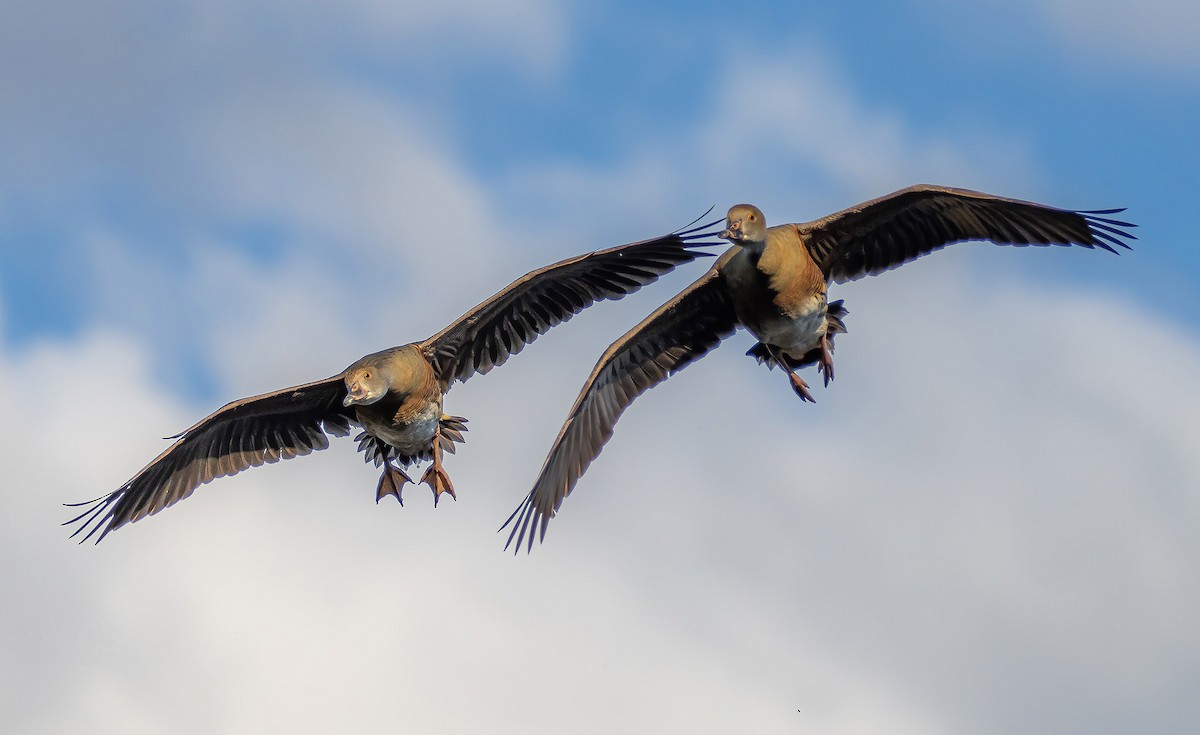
[[343, 361, 391, 407], [720, 204, 768, 246]]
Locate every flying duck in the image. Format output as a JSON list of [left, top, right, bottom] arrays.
[[503, 185, 1136, 551], [66, 217, 723, 542]]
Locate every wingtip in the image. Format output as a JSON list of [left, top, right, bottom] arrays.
[[62, 495, 106, 508], [63, 491, 124, 544], [1078, 207, 1128, 216], [1079, 210, 1137, 253], [500, 493, 551, 555], [673, 206, 719, 236]]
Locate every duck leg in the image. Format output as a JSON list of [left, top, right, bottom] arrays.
[[788, 372, 817, 403], [376, 459, 413, 505], [767, 345, 816, 403], [817, 332, 835, 387], [420, 426, 457, 506]]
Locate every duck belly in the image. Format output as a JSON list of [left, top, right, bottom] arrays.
[[360, 402, 442, 456], [747, 296, 828, 360]]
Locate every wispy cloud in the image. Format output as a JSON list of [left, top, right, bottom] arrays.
[[919, 0, 1200, 73], [1028, 0, 1199, 70], [498, 42, 1041, 242]]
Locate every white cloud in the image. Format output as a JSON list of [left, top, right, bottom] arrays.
[[699, 49, 1031, 199], [0, 0, 566, 213], [194, 79, 505, 268], [3, 236, 1198, 733], [2, 5, 1189, 733], [275, 0, 569, 71], [919, 0, 1200, 73], [497, 44, 1042, 242], [30, 32, 526, 393], [1031, 0, 1199, 69]]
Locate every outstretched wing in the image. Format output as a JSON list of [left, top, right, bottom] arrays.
[[502, 265, 739, 552], [799, 184, 1136, 282], [421, 216, 723, 391], [66, 375, 354, 543]]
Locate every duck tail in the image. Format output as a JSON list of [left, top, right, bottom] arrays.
[[825, 299, 848, 342], [437, 415, 469, 454]]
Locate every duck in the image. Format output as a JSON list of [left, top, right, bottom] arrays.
[[502, 184, 1136, 551], [66, 216, 723, 542]]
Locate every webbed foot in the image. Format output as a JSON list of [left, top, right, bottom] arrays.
[[789, 372, 816, 403], [376, 464, 413, 505], [420, 464, 457, 507]]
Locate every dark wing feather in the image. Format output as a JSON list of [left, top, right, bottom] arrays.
[[800, 185, 1137, 283], [421, 218, 723, 391], [65, 376, 354, 543], [502, 267, 738, 552]]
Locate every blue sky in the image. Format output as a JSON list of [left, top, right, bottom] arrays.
[[2, 2, 1198, 733], [3, 0, 1196, 362]]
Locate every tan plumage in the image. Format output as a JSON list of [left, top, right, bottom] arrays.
[[503, 184, 1136, 551], [66, 217, 723, 542]]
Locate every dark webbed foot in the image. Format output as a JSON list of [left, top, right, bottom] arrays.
[[376, 464, 413, 505], [420, 464, 456, 506]]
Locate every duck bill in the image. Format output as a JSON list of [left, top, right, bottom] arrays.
[[343, 384, 367, 407]]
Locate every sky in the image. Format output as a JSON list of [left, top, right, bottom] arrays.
[[2, 1, 1198, 733]]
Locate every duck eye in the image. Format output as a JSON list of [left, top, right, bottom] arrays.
[[363, 371, 371, 380], [749, 214, 757, 222]]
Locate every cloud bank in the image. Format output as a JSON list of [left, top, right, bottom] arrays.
[[1, 2, 1192, 733]]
